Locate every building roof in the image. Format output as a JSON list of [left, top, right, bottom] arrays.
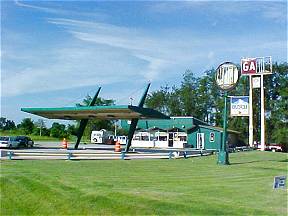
[[21, 105, 170, 120], [199, 125, 240, 134]]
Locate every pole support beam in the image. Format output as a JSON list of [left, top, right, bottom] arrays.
[[217, 92, 230, 165], [74, 87, 101, 149], [125, 83, 151, 153]]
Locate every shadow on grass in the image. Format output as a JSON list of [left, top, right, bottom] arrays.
[[231, 158, 287, 165]]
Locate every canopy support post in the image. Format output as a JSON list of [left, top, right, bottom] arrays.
[[125, 83, 151, 152], [74, 87, 101, 149]]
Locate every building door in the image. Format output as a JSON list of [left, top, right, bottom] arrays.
[[168, 133, 173, 147], [197, 133, 205, 149]]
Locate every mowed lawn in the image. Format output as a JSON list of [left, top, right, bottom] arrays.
[[1, 151, 287, 215]]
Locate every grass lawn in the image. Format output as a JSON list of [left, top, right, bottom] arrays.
[[1, 151, 287, 215]]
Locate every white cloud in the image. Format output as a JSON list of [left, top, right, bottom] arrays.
[[14, 0, 107, 19]]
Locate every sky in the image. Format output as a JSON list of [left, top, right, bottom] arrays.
[[1, 0, 287, 126]]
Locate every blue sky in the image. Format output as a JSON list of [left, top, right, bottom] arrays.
[[1, 0, 287, 125]]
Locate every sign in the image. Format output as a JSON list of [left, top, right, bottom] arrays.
[[197, 133, 204, 149], [273, 176, 286, 189], [241, 58, 257, 75], [252, 77, 261, 88], [230, 96, 249, 116], [241, 57, 272, 75], [215, 62, 239, 91], [210, 132, 215, 142]]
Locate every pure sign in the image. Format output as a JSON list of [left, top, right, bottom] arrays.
[[230, 96, 249, 116], [241, 58, 257, 75], [215, 62, 239, 91]]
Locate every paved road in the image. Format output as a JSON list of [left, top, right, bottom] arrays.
[[34, 141, 116, 150], [32, 141, 210, 155]]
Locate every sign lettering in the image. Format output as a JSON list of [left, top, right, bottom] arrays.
[[241, 59, 257, 75]]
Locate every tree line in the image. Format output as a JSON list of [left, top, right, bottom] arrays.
[[0, 117, 77, 139]]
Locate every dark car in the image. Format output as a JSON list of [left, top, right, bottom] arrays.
[[15, 136, 34, 148]]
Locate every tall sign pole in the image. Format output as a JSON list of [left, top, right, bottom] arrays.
[[241, 57, 272, 151], [248, 75, 254, 147], [260, 74, 265, 151], [215, 62, 240, 165]]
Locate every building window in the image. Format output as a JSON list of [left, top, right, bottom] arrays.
[[159, 136, 167, 141], [210, 132, 215, 142], [141, 136, 149, 141], [179, 136, 187, 141]]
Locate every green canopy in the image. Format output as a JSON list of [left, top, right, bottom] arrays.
[[21, 105, 170, 120]]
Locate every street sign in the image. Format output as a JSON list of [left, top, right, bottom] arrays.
[[230, 96, 249, 116], [273, 176, 286, 189], [215, 62, 239, 91], [252, 76, 261, 88]]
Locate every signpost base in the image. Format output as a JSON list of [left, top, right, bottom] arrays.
[[217, 151, 230, 165]]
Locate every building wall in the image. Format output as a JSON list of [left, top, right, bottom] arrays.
[[187, 127, 221, 149], [121, 117, 240, 150]]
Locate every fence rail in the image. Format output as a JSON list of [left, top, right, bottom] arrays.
[[1, 149, 213, 160]]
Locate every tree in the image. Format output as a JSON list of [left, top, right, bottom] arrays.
[[76, 95, 115, 139], [50, 122, 67, 138], [0, 117, 16, 130], [264, 63, 288, 147], [67, 124, 77, 136], [34, 119, 46, 136], [19, 118, 34, 134], [146, 85, 170, 114]]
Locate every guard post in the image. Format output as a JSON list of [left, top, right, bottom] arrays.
[[215, 62, 240, 165]]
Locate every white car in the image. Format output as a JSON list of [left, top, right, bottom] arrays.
[[0, 136, 20, 148]]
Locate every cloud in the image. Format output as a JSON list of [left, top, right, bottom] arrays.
[[149, 1, 287, 23], [14, 0, 107, 19], [15, 0, 67, 14], [2, 6, 286, 98]]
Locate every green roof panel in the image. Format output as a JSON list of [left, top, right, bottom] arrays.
[[21, 105, 170, 120]]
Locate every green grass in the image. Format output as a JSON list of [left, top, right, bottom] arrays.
[[1, 151, 287, 215]]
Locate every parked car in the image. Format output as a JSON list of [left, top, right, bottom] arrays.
[[0, 136, 21, 148], [15, 136, 34, 148], [265, 143, 287, 152]]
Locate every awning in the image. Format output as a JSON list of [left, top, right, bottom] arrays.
[[21, 105, 170, 120]]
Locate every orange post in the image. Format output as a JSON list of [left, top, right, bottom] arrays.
[[62, 138, 68, 149], [115, 141, 121, 152]]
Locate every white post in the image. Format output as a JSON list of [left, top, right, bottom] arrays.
[[114, 121, 117, 137], [249, 75, 254, 147], [260, 74, 265, 151]]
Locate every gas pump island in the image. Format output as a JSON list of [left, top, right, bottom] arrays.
[[215, 62, 240, 165]]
